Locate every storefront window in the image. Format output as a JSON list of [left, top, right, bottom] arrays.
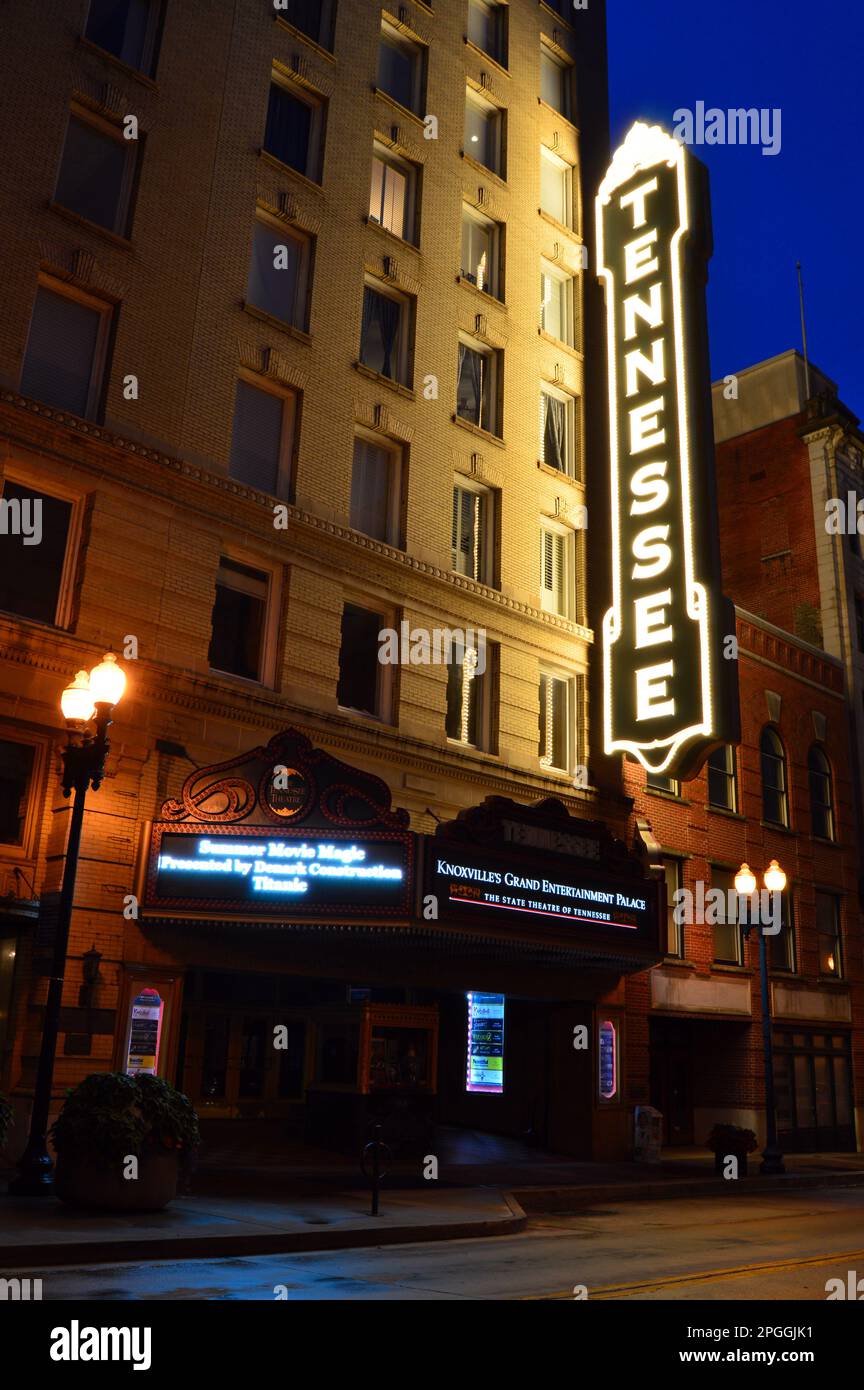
[[369, 1026, 429, 1089], [201, 1014, 230, 1098], [0, 737, 36, 845], [316, 1022, 359, 1085]]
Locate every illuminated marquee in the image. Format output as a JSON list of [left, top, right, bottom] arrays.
[[596, 122, 738, 777]]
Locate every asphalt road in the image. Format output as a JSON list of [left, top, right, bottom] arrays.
[[10, 1188, 864, 1301]]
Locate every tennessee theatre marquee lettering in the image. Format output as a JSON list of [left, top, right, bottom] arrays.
[[596, 122, 738, 778]]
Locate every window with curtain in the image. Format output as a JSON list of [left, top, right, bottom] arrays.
[[360, 285, 405, 382], [0, 738, 37, 846], [663, 858, 684, 957], [540, 147, 572, 226], [452, 484, 489, 581], [350, 437, 399, 544], [464, 93, 502, 175], [378, 28, 422, 112], [369, 152, 411, 240], [21, 285, 106, 418], [55, 113, 135, 234], [0, 480, 73, 626], [461, 210, 497, 296], [246, 220, 307, 327], [815, 892, 842, 977], [707, 744, 737, 811], [540, 48, 570, 118], [540, 390, 570, 473], [711, 867, 741, 964], [467, 0, 505, 64], [208, 559, 268, 681], [228, 380, 289, 496], [457, 342, 493, 431], [446, 638, 483, 746], [808, 745, 834, 840], [85, 0, 157, 73], [540, 527, 570, 617], [540, 265, 571, 343], [264, 83, 315, 177], [760, 726, 789, 826], [337, 604, 384, 716], [539, 672, 570, 770]]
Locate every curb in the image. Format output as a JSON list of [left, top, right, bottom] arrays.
[[1, 1193, 527, 1269], [512, 1169, 864, 1212]]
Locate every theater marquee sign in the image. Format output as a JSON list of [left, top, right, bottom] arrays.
[[596, 122, 739, 778]]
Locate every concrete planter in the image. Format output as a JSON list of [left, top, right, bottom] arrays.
[[55, 1148, 180, 1211]]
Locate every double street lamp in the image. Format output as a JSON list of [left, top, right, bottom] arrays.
[[735, 858, 787, 1176], [10, 653, 127, 1196]]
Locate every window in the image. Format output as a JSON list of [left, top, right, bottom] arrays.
[[707, 744, 738, 811], [663, 858, 683, 957], [369, 147, 416, 243], [467, 0, 506, 65], [85, 0, 159, 74], [457, 340, 498, 434], [0, 480, 74, 626], [647, 770, 680, 795], [711, 867, 741, 965], [264, 81, 324, 181], [540, 523, 574, 618], [228, 379, 296, 497], [246, 218, 311, 329], [540, 146, 572, 227], [540, 387, 575, 475], [446, 637, 493, 749], [540, 262, 574, 345], [464, 90, 503, 177], [461, 207, 500, 298], [808, 745, 834, 840], [540, 47, 571, 118], [360, 283, 411, 385], [452, 481, 492, 583], [208, 559, 269, 682], [378, 24, 424, 114], [815, 892, 842, 978], [539, 671, 571, 771], [768, 891, 796, 973], [854, 593, 864, 651], [350, 435, 402, 545], [337, 603, 386, 718], [281, 0, 334, 49], [760, 726, 789, 826], [55, 111, 137, 235], [20, 283, 111, 419], [0, 738, 37, 846]]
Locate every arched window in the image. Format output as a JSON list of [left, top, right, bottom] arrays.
[[760, 726, 789, 826], [808, 745, 835, 841]]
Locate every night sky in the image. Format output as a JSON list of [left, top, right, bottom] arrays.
[[607, 0, 863, 409]]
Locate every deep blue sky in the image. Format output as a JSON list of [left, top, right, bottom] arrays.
[[607, 1, 863, 408]]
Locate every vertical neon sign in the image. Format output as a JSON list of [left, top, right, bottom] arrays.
[[596, 122, 739, 778]]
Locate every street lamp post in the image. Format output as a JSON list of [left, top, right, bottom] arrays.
[[735, 858, 787, 1177], [9, 654, 126, 1196]]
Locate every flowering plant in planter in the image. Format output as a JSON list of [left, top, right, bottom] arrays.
[[51, 1073, 199, 1179], [0, 1091, 12, 1153], [705, 1124, 758, 1155]]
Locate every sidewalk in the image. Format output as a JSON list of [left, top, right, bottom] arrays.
[[3, 1144, 864, 1268]]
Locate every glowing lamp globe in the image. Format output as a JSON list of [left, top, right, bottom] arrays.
[[764, 860, 787, 893], [734, 863, 757, 896], [61, 671, 96, 724], [89, 653, 126, 707]]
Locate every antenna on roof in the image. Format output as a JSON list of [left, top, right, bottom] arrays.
[[796, 261, 811, 400]]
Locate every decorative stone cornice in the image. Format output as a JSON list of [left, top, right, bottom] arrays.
[[354, 399, 414, 444], [374, 124, 426, 165], [37, 239, 127, 301], [72, 77, 130, 122], [255, 187, 321, 237], [273, 53, 334, 99], [382, 5, 431, 46]]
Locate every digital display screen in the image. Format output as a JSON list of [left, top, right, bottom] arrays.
[[466, 992, 505, 1093], [431, 846, 650, 932], [145, 825, 412, 918]]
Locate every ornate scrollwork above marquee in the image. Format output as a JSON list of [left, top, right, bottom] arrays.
[[160, 728, 409, 831]]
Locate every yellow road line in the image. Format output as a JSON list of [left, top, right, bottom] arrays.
[[523, 1247, 864, 1300]]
